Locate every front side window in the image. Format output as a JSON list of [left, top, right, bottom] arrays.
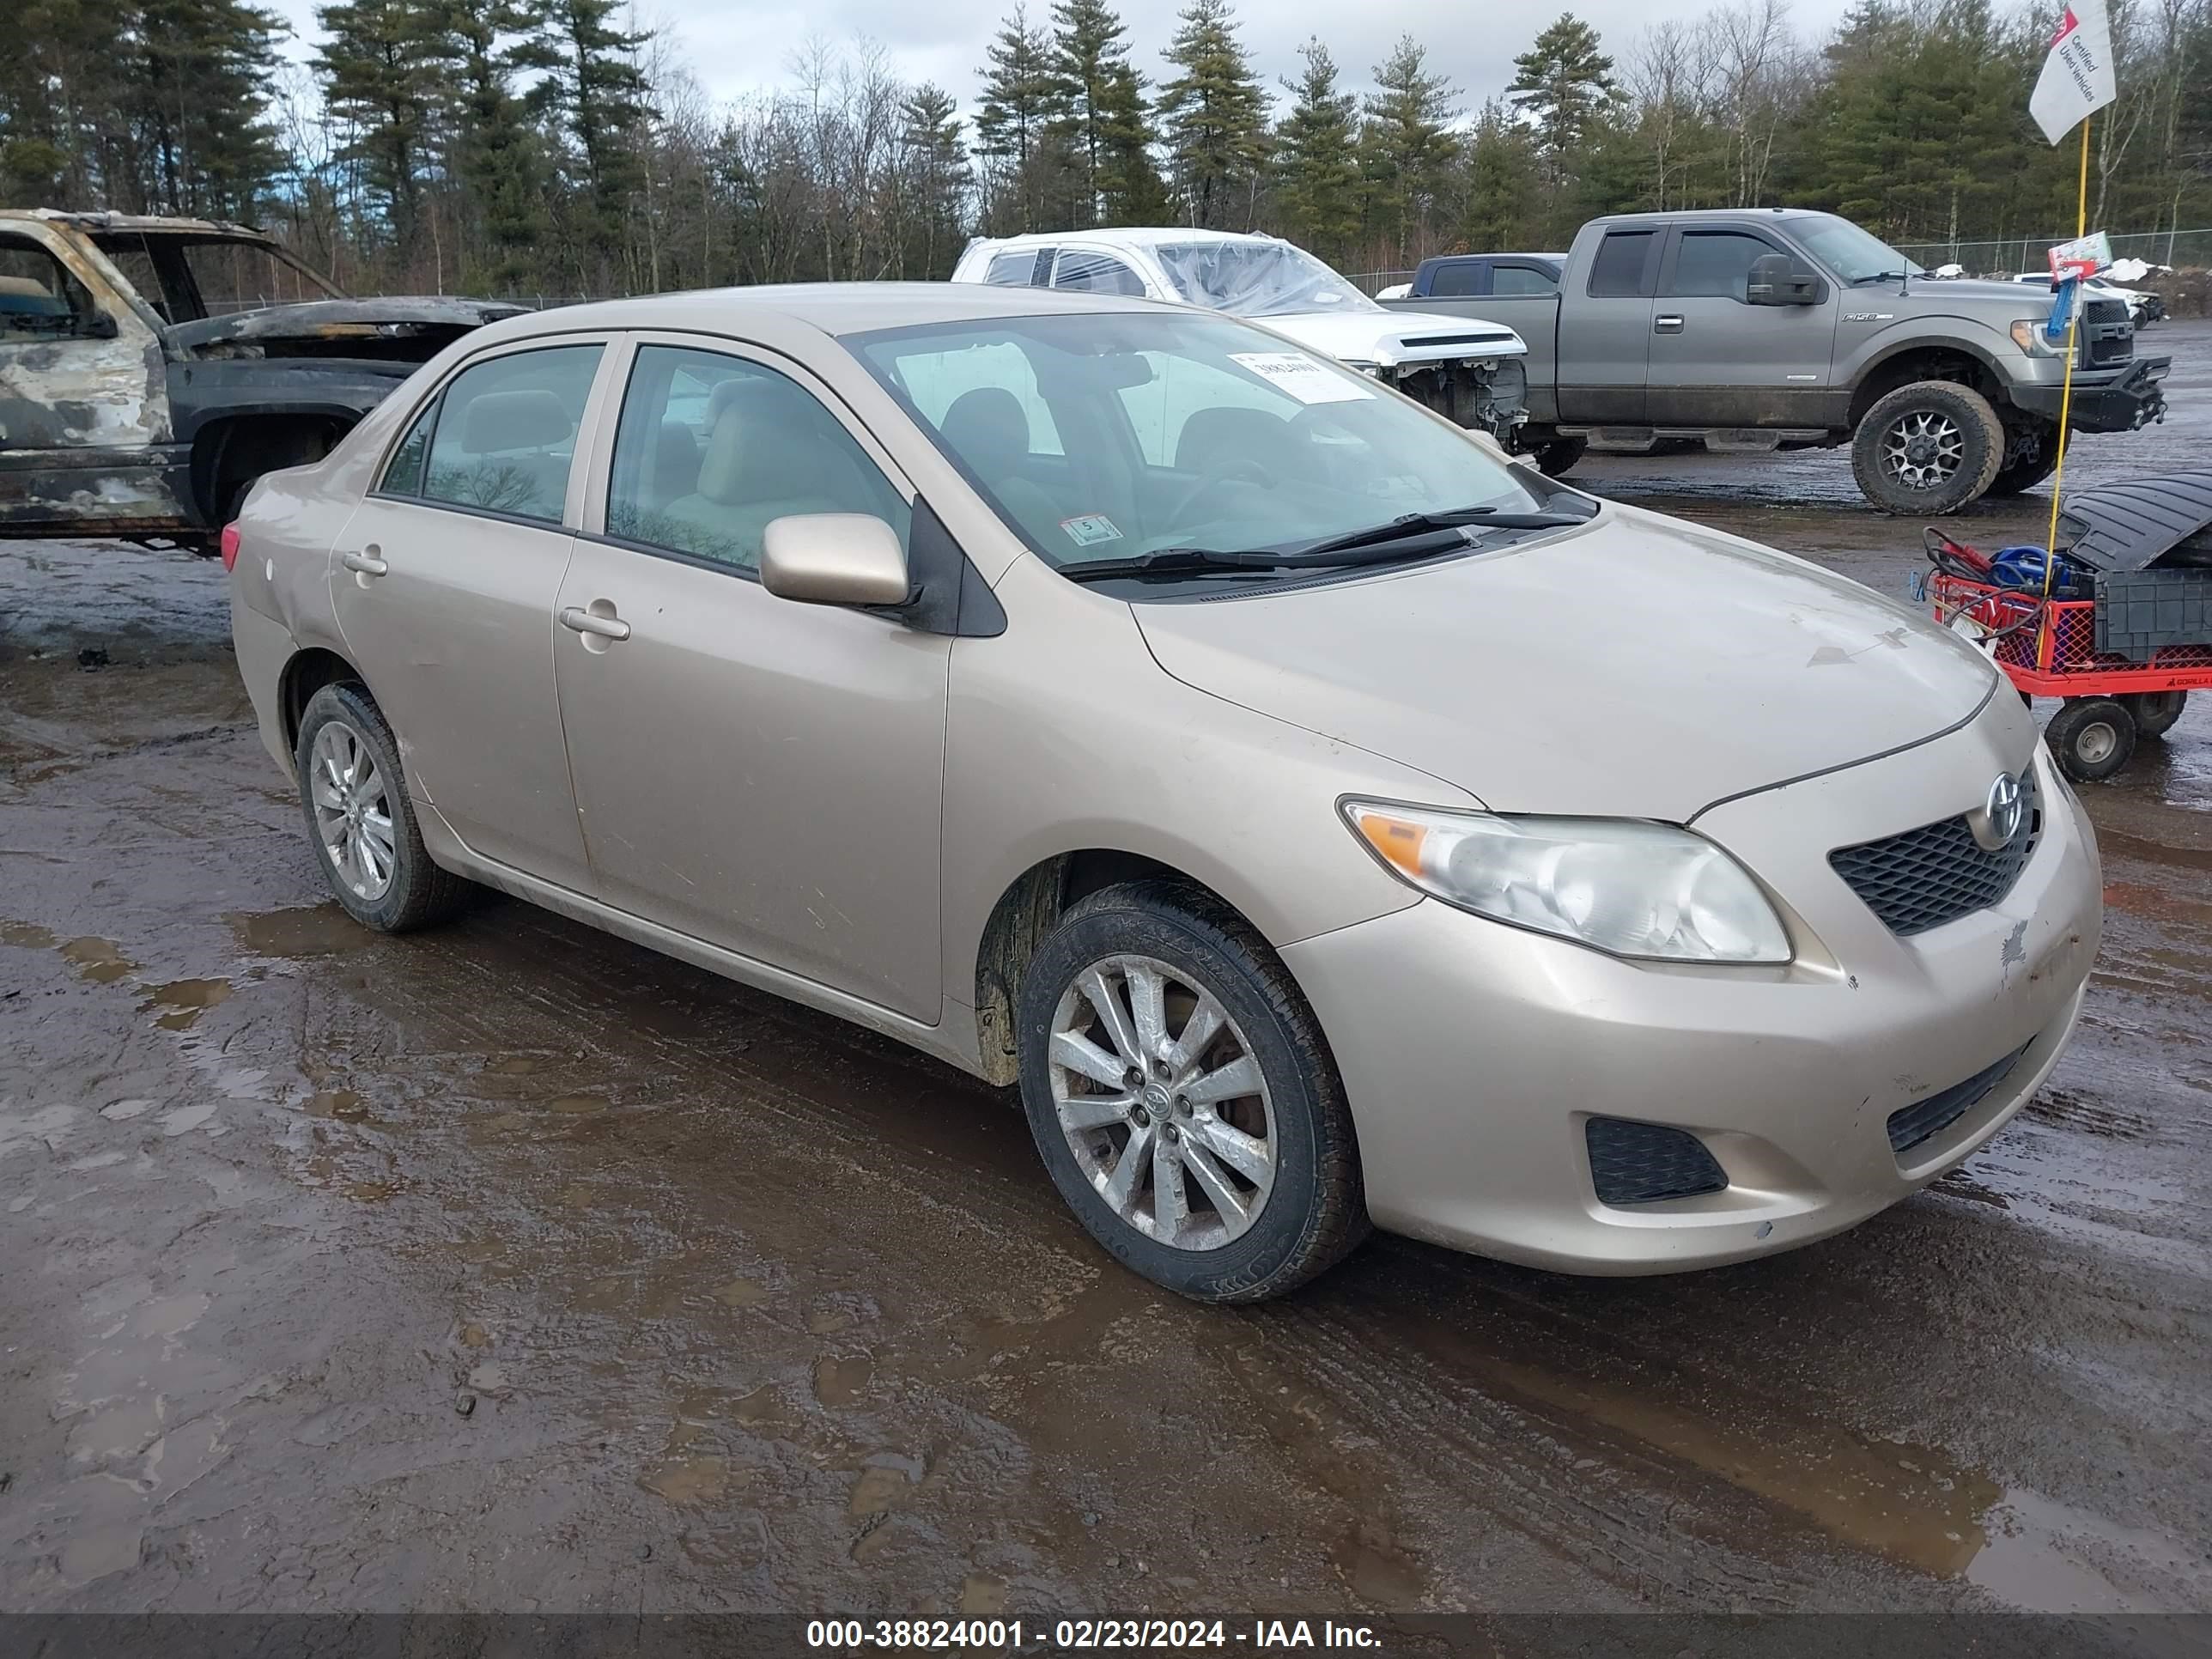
[[419, 344, 603, 523], [179, 236, 336, 315], [1053, 251, 1147, 296], [1426, 261, 1483, 298], [1668, 232, 1778, 302], [1152, 240, 1377, 319], [1789, 216, 1921, 284], [605, 343, 908, 571], [1491, 263, 1560, 297], [0, 238, 100, 342], [854, 312, 1553, 586]]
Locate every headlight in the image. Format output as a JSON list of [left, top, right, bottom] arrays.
[[1344, 361, 1384, 379], [1341, 801, 1792, 963], [2010, 319, 2068, 358]]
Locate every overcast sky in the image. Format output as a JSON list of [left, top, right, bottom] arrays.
[[265, 0, 1863, 116]]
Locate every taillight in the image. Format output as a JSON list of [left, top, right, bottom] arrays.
[[220, 522, 242, 573]]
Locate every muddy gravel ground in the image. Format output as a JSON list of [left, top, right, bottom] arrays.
[[3, 327, 2211, 1638]]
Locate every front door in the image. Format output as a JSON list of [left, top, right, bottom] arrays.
[[1555, 226, 1661, 426], [0, 228, 176, 532], [328, 339, 611, 889], [552, 337, 951, 1021], [1645, 226, 1841, 428]]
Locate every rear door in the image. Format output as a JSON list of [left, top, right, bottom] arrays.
[[1557, 227, 1662, 426], [1645, 225, 1840, 428], [327, 337, 614, 890]]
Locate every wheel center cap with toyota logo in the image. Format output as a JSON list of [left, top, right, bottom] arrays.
[[1972, 772, 2027, 851]]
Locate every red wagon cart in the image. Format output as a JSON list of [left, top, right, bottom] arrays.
[[1925, 536, 2206, 782]]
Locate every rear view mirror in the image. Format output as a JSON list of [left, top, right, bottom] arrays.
[[762, 514, 911, 608], [1747, 253, 1821, 306]]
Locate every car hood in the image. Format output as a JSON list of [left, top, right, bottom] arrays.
[[167, 297, 529, 357], [1263, 309, 1528, 366], [1132, 505, 1998, 821]]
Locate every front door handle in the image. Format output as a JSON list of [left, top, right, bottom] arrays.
[[560, 605, 631, 642], [340, 546, 388, 577], [1654, 314, 1686, 334]]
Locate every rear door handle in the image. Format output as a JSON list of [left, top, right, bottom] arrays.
[[560, 605, 631, 641], [1654, 315, 1685, 334], [340, 547, 388, 576]]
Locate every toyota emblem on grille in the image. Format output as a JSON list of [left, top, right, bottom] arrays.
[[1978, 773, 2025, 850]]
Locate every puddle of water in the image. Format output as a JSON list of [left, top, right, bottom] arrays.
[[714, 1278, 769, 1309], [813, 1354, 872, 1408], [303, 1090, 369, 1122], [848, 1464, 908, 1516], [58, 936, 134, 984], [548, 1094, 607, 1115], [485, 1056, 543, 1076], [1330, 1520, 1425, 1606], [1968, 1487, 2209, 1612], [140, 978, 232, 1031], [2, 920, 59, 950], [641, 1455, 735, 1508], [229, 904, 374, 958]]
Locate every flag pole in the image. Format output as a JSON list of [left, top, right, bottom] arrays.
[[2041, 113, 2094, 605]]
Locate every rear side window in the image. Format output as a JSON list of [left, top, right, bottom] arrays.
[[1588, 231, 1657, 298], [1492, 263, 1559, 297], [1053, 251, 1146, 295], [419, 345, 603, 523], [0, 237, 98, 341], [605, 343, 908, 572], [380, 399, 437, 495], [983, 251, 1035, 286], [1425, 261, 1483, 299], [1667, 232, 1775, 302]]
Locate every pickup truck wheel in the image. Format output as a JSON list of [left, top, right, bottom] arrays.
[[1986, 426, 2062, 497], [1853, 381, 2006, 515], [1533, 437, 1587, 478]]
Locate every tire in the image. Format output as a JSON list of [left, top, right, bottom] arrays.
[[2045, 696, 2137, 783], [294, 682, 472, 932], [2125, 690, 2186, 739], [1851, 380, 2007, 515], [1985, 426, 2061, 497], [1533, 437, 1587, 478], [1015, 878, 1367, 1303]]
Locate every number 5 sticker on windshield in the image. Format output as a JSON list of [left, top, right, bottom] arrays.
[[1229, 351, 1374, 404]]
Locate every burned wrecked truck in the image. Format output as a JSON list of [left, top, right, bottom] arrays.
[[0, 210, 523, 547]]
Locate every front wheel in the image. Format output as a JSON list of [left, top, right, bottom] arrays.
[[2045, 696, 2137, 783], [1016, 879, 1367, 1303], [1851, 380, 2006, 515], [1532, 436, 1587, 478]]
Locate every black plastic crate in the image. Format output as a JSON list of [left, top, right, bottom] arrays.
[[2094, 568, 2212, 661]]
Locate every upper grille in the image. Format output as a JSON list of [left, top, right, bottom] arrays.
[[1887, 1042, 2032, 1157], [1828, 771, 2042, 937], [2082, 297, 2135, 366]]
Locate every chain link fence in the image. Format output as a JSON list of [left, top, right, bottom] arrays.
[[1894, 228, 2212, 276]]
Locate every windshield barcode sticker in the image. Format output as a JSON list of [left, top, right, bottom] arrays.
[[1060, 514, 1122, 546], [1229, 351, 1373, 404]]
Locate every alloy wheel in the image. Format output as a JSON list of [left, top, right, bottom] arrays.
[[1881, 410, 1966, 491], [1047, 954, 1277, 1251], [308, 719, 397, 901]]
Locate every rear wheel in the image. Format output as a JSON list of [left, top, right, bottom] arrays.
[[1852, 380, 2006, 515], [2125, 690, 2186, 739], [1532, 436, 1587, 478], [294, 683, 472, 932], [1015, 879, 1366, 1303], [2045, 696, 2137, 783]]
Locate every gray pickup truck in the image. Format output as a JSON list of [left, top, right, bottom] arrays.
[[1382, 210, 2172, 514], [0, 209, 520, 550]]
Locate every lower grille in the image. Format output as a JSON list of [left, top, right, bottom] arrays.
[[1887, 1042, 2032, 1157], [1586, 1117, 1728, 1206], [1828, 770, 2041, 937], [2082, 297, 2135, 367]]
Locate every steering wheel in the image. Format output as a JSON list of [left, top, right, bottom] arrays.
[[1165, 459, 1275, 530]]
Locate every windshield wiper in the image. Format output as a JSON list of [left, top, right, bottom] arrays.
[[1060, 546, 1363, 582], [1288, 505, 1590, 558], [1849, 270, 1911, 286], [1060, 508, 1589, 585]]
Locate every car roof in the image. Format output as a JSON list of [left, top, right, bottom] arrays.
[[1588, 208, 1832, 228], [498, 281, 1173, 339], [0, 208, 271, 239], [971, 227, 1284, 252]]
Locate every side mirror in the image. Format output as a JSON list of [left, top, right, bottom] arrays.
[[761, 514, 911, 608], [1747, 252, 1821, 306]]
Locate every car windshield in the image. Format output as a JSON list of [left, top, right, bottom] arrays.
[[850, 310, 1559, 592], [1790, 216, 1924, 284], [1151, 240, 1380, 319], [90, 231, 339, 322]]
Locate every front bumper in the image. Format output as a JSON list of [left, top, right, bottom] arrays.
[[1282, 719, 2102, 1275], [2010, 356, 2171, 432]]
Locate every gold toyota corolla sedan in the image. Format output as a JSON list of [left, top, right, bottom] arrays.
[[225, 284, 2101, 1302]]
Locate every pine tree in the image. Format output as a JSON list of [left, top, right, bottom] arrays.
[[438, 0, 547, 291], [314, 0, 453, 246], [1049, 0, 1127, 225], [138, 0, 287, 218], [1272, 38, 1360, 264], [898, 82, 971, 276], [1507, 13, 1620, 208], [1462, 98, 1543, 249], [975, 5, 1059, 232], [1156, 0, 1268, 229], [1360, 34, 1460, 264], [1095, 59, 1170, 222], [525, 0, 653, 291]]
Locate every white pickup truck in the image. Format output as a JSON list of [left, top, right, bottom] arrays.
[[951, 228, 1531, 443]]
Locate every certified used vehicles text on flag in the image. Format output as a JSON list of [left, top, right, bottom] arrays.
[[2031, 0, 2118, 144]]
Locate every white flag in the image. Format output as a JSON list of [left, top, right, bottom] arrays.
[[2030, 0, 2118, 144]]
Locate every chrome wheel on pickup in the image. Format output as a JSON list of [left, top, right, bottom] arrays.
[[1852, 380, 2006, 516]]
